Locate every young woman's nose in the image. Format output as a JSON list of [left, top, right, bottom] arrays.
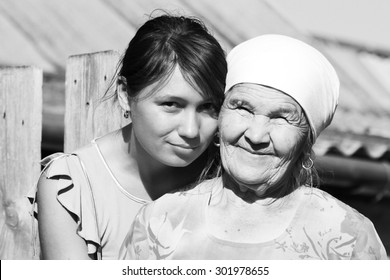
[[177, 110, 200, 139], [243, 116, 270, 144]]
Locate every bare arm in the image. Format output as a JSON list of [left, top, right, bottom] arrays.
[[37, 173, 94, 260]]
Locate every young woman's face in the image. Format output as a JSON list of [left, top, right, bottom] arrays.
[[130, 66, 219, 167], [219, 84, 307, 195]]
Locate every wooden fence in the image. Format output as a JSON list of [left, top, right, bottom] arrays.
[[0, 66, 42, 259], [65, 50, 129, 152], [0, 51, 129, 259]]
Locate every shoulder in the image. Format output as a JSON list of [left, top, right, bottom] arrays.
[[38, 153, 76, 180], [305, 187, 365, 215], [290, 187, 388, 259], [36, 147, 97, 206], [299, 187, 369, 233], [39, 141, 95, 172]]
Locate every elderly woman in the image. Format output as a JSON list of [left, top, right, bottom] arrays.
[[120, 34, 387, 260]]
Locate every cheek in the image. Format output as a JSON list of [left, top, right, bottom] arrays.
[[271, 127, 303, 158], [219, 114, 244, 143], [132, 109, 175, 142], [219, 142, 235, 175], [199, 117, 218, 140], [219, 117, 244, 168], [134, 114, 161, 134]]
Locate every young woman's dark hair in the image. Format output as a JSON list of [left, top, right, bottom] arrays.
[[119, 14, 227, 109]]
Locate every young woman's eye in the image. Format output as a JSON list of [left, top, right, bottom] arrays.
[[199, 103, 219, 118], [161, 102, 180, 111], [200, 102, 217, 112]]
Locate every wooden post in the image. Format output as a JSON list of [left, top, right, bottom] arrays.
[[64, 50, 129, 152], [0, 66, 42, 259]]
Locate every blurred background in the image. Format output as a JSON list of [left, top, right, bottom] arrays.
[[1, 0, 389, 255]]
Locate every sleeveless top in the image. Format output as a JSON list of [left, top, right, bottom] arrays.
[[120, 179, 387, 260], [28, 139, 149, 259]]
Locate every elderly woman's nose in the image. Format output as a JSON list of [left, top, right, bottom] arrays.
[[178, 110, 200, 139], [243, 117, 270, 144]]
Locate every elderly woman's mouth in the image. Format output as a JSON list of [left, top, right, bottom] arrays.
[[237, 145, 273, 156]]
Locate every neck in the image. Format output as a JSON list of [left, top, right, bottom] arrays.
[[221, 172, 294, 204]]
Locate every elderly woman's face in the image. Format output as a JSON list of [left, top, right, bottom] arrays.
[[219, 84, 308, 195]]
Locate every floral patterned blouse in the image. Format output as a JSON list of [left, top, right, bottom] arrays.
[[120, 179, 387, 260]]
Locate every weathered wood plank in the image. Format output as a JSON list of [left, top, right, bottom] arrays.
[[0, 66, 42, 259], [64, 50, 129, 152]]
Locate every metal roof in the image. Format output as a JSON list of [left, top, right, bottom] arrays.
[[1, 0, 390, 160], [313, 41, 390, 160]]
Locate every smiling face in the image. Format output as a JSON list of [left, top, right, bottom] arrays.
[[219, 84, 308, 195], [129, 66, 219, 167]]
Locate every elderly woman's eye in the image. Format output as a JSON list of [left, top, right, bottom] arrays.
[[271, 114, 288, 123], [275, 117, 288, 123], [275, 114, 286, 119], [229, 99, 251, 113]]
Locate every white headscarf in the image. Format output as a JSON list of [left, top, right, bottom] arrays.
[[225, 34, 340, 141]]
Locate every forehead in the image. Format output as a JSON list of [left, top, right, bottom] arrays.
[[227, 83, 302, 112], [137, 66, 203, 100]]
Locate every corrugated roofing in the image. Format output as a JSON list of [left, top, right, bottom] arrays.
[[1, 0, 390, 160], [0, 0, 305, 73], [313, 41, 390, 159], [0, 0, 134, 73]]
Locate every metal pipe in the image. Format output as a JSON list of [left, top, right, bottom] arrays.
[[315, 155, 390, 192]]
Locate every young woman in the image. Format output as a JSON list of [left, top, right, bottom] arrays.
[[29, 14, 227, 260]]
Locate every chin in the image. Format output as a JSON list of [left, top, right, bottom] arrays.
[[161, 156, 196, 168], [232, 171, 268, 185]]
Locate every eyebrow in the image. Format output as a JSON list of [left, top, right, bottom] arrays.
[[155, 94, 214, 104], [229, 94, 301, 113], [275, 104, 299, 113]]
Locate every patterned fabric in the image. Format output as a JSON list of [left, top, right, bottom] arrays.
[[120, 180, 387, 260], [28, 141, 148, 259]]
